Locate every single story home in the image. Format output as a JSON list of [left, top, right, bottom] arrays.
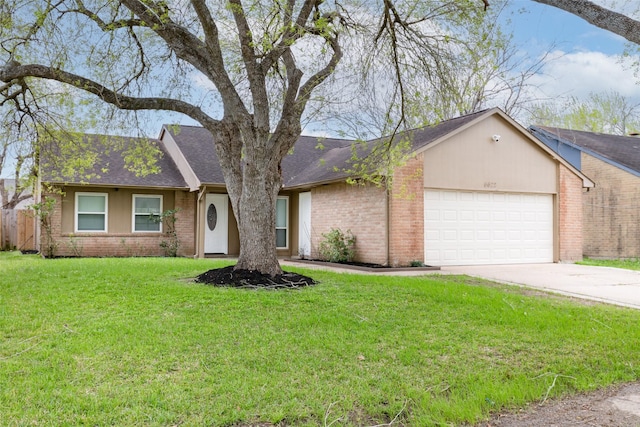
[[531, 126, 640, 259], [39, 108, 593, 266]]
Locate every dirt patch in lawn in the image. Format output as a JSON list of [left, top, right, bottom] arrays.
[[195, 265, 316, 289], [477, 381, 640, 427]]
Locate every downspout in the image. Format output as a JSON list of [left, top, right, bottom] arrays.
[[385, 184, 391, 267], [194, 186, 206, 258]]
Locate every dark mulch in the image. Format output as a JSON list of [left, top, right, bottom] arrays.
[[300, 259, 433, 269], [195, 265, 316, 289]]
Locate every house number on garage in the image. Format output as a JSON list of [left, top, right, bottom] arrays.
[[483, 182, 497, 189]]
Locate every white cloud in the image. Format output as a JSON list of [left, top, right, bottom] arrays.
[[530, 50, 640, 101]]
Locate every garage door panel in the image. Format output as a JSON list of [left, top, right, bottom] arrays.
[[425, 190, 553, 266], [443, 230, 457, 241]]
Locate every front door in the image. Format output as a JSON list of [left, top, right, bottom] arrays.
[[204, 194, 228, 254]]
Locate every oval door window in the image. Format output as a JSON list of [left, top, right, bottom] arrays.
[[207, 203, 218, 231]]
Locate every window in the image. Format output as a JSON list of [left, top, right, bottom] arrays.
[[75, 193, 108, 232], [276, 196, 288, 249], [133, 195, 163, 232]]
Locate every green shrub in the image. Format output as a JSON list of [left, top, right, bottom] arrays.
[[318, 228, 355, 263], [150, 208, 181, 257]]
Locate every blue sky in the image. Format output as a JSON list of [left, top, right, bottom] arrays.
[[503, 1, 640, 104], [508, 1, 628, 55], [2, 1, 640, 179]]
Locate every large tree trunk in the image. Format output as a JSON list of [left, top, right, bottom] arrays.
[[212, 123, 285, 277], [232, 161, 283, 276]]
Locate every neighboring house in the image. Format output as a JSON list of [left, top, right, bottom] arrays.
[[531, 126, 640, 259], [40, 108, 593, 266]]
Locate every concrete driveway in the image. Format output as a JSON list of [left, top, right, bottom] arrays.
[[442, 263, 640, 310]]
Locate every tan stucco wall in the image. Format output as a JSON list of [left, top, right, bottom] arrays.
[[423, 115, 557, 193], [582, 154, 640, 258]]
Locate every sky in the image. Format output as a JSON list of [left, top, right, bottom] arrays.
[[2, 0, 640, 179], [502, 0, 640, 106]]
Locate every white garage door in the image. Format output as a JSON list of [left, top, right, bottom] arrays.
[[424, 190, 554, 266]]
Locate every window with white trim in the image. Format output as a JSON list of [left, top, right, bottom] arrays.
[[75, 192, 108, 232], [275, 196, 289, 249], [132, 195, 163, 232]]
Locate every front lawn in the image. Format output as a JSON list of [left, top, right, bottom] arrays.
[[579, 257, 640, 270], [1, 252, 639, 426]]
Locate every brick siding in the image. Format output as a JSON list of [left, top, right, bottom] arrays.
[[558, 164, 583, 261], [388, 154, 424, 266], [310, 182, 388, 265], [581, 154, 640, 258], [174, 190, 196, 256]]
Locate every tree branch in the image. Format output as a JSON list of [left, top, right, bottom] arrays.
[[190, 0, 223, 58], [0, 63, 220, 130], [117, 0, 248, 118], [68, 0, 147, 30], [228, 0, 271, 133], [531, 0, 640, 46]]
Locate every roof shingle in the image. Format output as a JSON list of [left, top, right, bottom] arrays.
[[42, 134, 188, 188], [534, 126, 640, 174]]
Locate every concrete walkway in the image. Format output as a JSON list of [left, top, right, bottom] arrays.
[[442, 263, 640, 310]]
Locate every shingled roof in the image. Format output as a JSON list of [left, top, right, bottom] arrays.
[[532, 126, 640, 175], [41, 109, 504, 189], [163, 109, 491, 189], [42, 134, 187, 188], [162, 125, 354, 188]]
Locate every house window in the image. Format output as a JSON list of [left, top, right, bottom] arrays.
[[133, 195, 163, 232], [75, 193, 108, 232], [276, 196, 288, 249]]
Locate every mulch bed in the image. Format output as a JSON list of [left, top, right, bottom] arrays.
[[195, 265, 316, 290]]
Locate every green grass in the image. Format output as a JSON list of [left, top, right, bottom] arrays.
[[579, 257, 640, 270], [1, 252, 639, 426]]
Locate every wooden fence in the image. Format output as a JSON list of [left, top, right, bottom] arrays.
[[0, 209, 36, 251]]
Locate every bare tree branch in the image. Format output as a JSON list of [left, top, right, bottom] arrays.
[[531, 0, 640, 45], [0, 62, 219, 130]]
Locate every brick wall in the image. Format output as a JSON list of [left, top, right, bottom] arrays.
[[388, 154, 424, 266], [310, 182, 388, 265], [42, 189, 197, 258], [558, 164, 584, 261], [174, 190, 196, 256], [581, 154, 640, 258]]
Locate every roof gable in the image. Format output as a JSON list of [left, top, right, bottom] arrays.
[[532, 126, 640, 177]]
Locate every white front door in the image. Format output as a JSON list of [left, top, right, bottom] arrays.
[[204, 194, 228, 254], [298, 192, 312, 257]]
